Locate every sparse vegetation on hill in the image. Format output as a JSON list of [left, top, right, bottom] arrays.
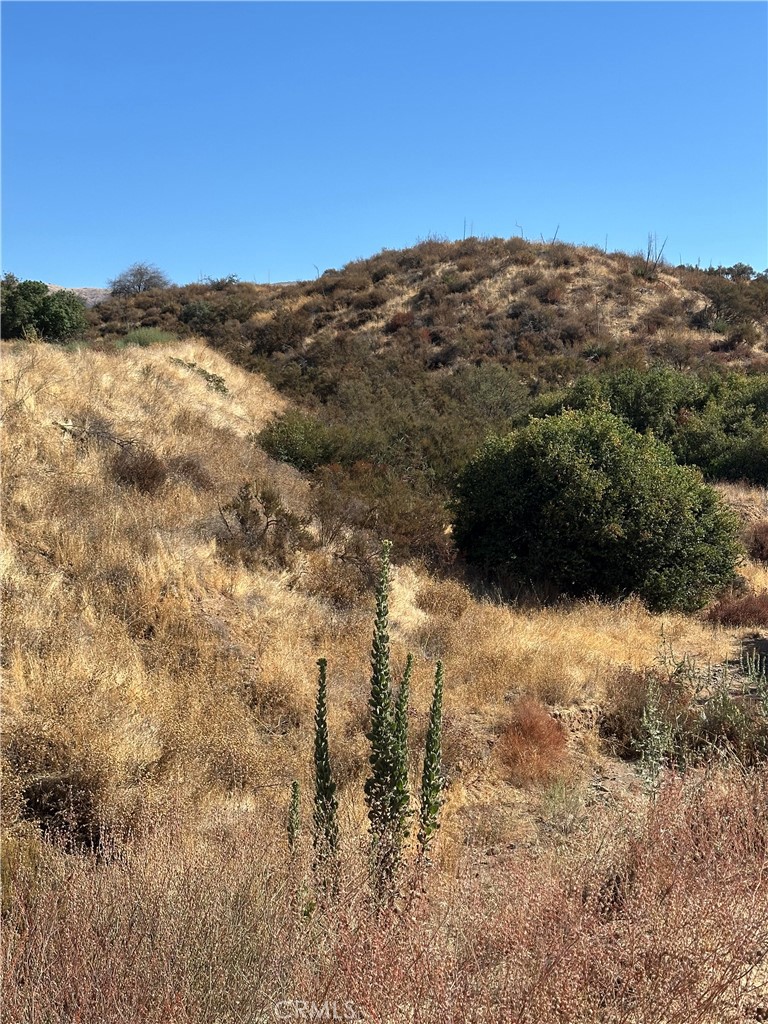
[[5, 238, 767, 561]]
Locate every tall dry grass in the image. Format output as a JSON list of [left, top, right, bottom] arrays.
[[0, 339, 758, 847], [2, 769, 766, 1023]]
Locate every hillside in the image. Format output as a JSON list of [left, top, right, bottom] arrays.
[[2, 339, 743, 837], [2, 336, 768, 1021], [90, 237, 768, 374], [79, 238, 768, 565]]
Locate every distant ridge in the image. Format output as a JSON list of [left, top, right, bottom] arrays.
[[46, 284, 109, 308]]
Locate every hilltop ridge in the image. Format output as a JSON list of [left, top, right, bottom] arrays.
[[88, 236, 768, 378]]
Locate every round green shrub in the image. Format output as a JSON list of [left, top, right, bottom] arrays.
[[451, 409, 742, 611], [258, 411, 340, 472]]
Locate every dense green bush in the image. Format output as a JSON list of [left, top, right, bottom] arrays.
[[451, 409, 741, 611], [532, 367, 768, 484], [258, 411, 343, 472], [2, 277, 49, 337], [1, 276, 88, 342]]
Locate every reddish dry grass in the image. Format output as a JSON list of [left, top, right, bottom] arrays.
[[496, 698, 570, 785], [707, 590, 768, 627], [747, 521, 768, 564], [2, 769, 766, 1023]]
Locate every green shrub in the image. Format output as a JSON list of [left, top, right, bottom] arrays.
[[258, 411, 341, 472], [120, 327, 178, 347], [531, 367, 768, 485], [627, 651, 768, 779], [451, 409, 741, 611], [169, 357, 228, 394], [179, 300, 219, 333], [1, 276, 88, 342], [1, 276, 49, 337], [37, 291, 89, 342]]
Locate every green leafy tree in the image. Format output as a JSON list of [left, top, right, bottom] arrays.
[[418, 661, 444, 858], [2, 276, 47, 337], [1, 277, 86, 342], [37, 290, 89, 342], [452, 409, 741, 612], [312, 659, 339, 871]]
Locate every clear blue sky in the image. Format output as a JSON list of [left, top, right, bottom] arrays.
[[2, 1, 766, 287]]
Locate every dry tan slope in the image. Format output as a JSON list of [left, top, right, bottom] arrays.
[[292, 242, 763, 365], [0, 338, 757, 852], [2, 338, 287, 439]]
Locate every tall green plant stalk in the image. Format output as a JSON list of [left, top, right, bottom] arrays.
[[364, 541, 398, 880], [313, 658, 339, 872], [391, 654, 414, 862], [363, 541, 416, 889], [418, 660, 444, 859]]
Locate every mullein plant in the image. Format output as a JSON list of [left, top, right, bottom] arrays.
[[309, 543, 445, 898], [418, 661, 444, 860], [312, 658, 339, 884], [363, 542, 414, 888], [392, 654, 414, 856]]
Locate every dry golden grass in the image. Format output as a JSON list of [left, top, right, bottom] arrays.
[[0, 339, 760, 853], [406, 575, 732, 708], [716, 481, 768, 524], [3, 340, 768, 1022]]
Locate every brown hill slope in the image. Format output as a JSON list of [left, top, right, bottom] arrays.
[[90, 237, 768, 378], [82, 240, 768, 566]]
